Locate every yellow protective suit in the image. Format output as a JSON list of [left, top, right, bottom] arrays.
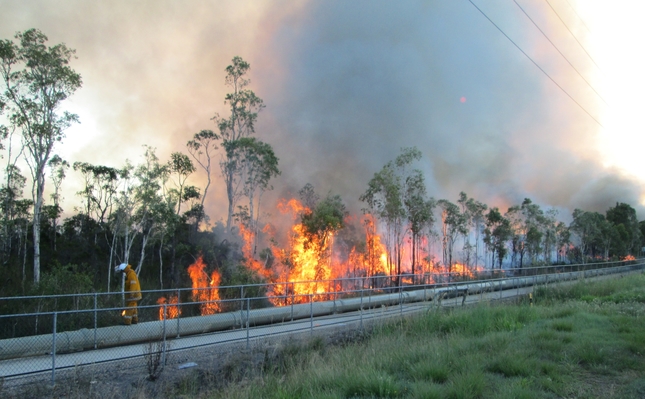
[[122, 264, 142, 325]]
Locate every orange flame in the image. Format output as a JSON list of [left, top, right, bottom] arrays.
[[153, 198, 492, 316], [187, 256, 221, 315], [239, 223, 272, 280], [450, 263, 480, 280], [157, 295, 181, 320], [268, 199, 336, 303], [623, 254, 636, 261]]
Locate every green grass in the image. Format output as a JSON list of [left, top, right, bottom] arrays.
[[200, 273, 645, 399]]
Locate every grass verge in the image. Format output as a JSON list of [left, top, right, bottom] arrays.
[[206, 273, 645, 399]]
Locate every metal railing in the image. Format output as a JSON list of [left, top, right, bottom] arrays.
[[0, 258, 642, 389]]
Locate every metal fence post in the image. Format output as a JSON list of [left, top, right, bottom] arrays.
[[246, 297, 250, 350], [360, 286, 364, 330], [93, 293, 98, 349], [423, 277, 427, 302], [399, 282, 403, 316], [310, 294, 313, 336], [162, 304, 167, 366], [176, 289, 181, 338], [51, 312, 57, 386], [240, 286, 245, 329], [291, 283, 294, 322]]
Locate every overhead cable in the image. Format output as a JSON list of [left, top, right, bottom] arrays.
[[564, 0, 591, 33], [513, 0, 608, 106], [544, 0, 602, 72], [466, 0, 603, 128]]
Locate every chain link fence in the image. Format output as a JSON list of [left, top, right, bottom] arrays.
[[0, 259, 642, 388]]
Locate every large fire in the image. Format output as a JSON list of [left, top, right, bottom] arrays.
[[238, 199, 476, 304], [157, 256, 222, 320], [187, 256, 222, 315], [264, 198, 336, 303], [239, 223, 272, 280], [157, 197, 487, 319]]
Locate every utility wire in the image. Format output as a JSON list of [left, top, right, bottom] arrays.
[[545, 0, 602, 72], [564, 0, 591, 33], [513, 0, 608, 106], [466, 0, 603, 128]]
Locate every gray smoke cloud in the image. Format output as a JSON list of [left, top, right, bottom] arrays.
[[1, 0, 642, 224]]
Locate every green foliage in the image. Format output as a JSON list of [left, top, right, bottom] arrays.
[[214, 56, 266, 230], [202, 274, 645, 399], [534, 273, 645, 305], [1, 28, 82, 283], [31, 262, 94, 296], [484, 207, 512, 268], [301, 193, 347, 248]]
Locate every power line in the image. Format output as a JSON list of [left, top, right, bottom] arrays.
[[513, 0, 608, 106], [544, 0, 602, 72], [564, 0, 591, 33], [466, 0, 603, 128]]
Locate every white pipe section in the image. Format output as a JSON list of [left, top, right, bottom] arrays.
[[0, 264, 640, 361]]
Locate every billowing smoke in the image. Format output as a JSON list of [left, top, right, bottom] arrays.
[[253, 0, 644, 218], [1, 0, 642, 224]]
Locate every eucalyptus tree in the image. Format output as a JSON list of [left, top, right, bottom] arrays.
[[595, 216, 615, 261], [361, 147, 421, 279], [506, 199, 548, 267], [555, 221, 570, 263], [0, 94, 6, 151], [187, 129, 218, 212], [606, 202, 642, 256], [109, 162, 135, 290], [569, 209, 601, 264], [47, 155, 69, 251], [0, 163, 29, 267], [0, 122, 27, 263], [505, 205, 527, 268], [224, 137, 279, 231], [132, 147, 173, 281], [405, 171, 434, 276], [456, 192, 488, 267], [541, 208, 559, 263], [521, 199, 544, 264], [0, 29, 82, 283], [73, 162, 120, 226], [457, 192, 473, 266], [483, 207, 511, 269], [299, 183, 319, 210], [213, 56, 265, 232], [301, 193, 347, 280], [437, 199, 467, 273], [167, 152, 196, 216], [465, 197, 487, 266], [164, 151, 198, 285]]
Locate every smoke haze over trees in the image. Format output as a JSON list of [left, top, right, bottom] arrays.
[[1, 2, 645, 296]]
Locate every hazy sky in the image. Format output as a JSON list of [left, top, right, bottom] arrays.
[[1, 0, 644, 223]]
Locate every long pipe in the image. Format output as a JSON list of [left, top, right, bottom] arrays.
[[0, 263, 641, 361]]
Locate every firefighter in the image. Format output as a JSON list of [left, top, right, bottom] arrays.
[[115, 263, 142, 325]]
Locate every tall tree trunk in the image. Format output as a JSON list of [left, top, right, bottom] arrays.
[[159, 235, 164, 289], [32, 170, 45, 284], [226, 169, 234, 232], [108, 231, 118, 292]]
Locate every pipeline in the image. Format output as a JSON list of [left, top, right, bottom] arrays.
[[0, 263, 642, 361]]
